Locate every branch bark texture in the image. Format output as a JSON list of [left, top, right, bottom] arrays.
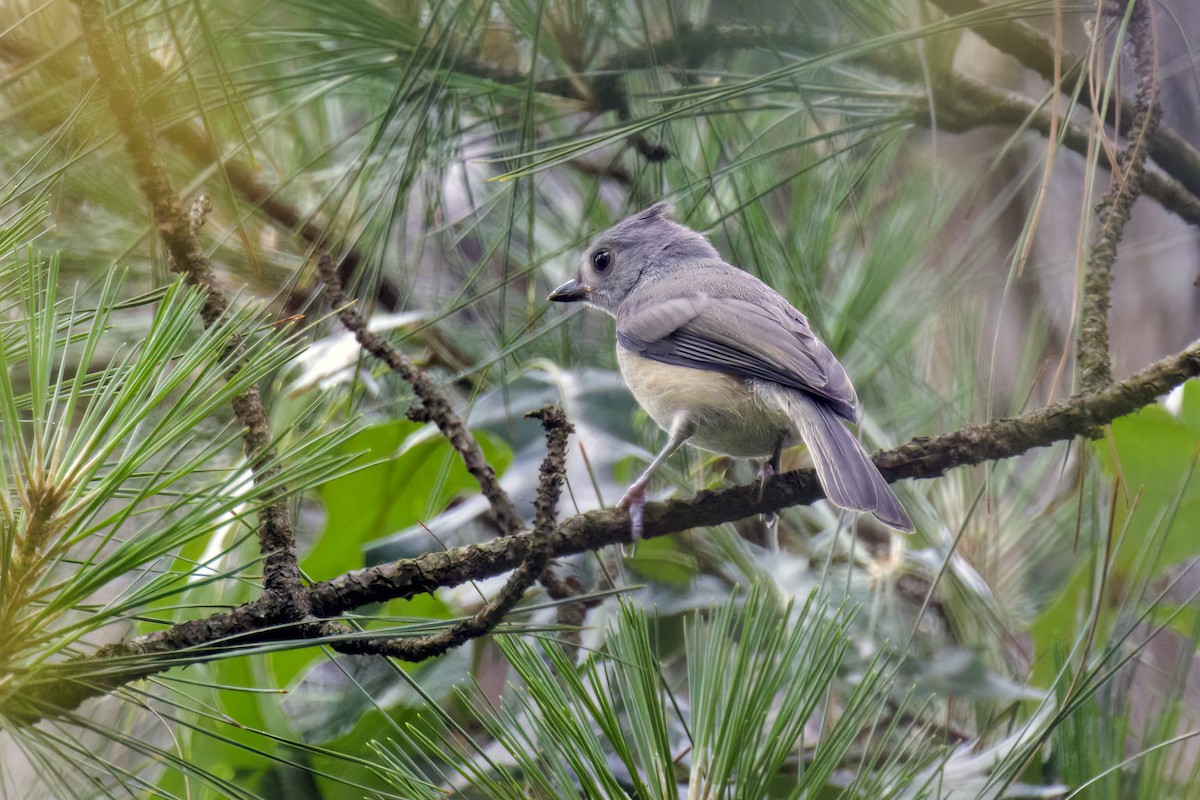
[[330, 406, 573, 661], [74, 0, 304, 603], [1077, 1, 1159, 394], [17, 337, 1200, 721]]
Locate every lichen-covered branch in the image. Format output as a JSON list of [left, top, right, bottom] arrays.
[[316, 254, 579, 605], [929, 0, 1200, 200], [16, 0, 1194, 732], [16, 335, 1200, 723], [74, 0, 303, 602], [523, 406, 595, 659], [1077, 1, 1160, 393], [315, 254, 525, 536], [524, 406, 575, 539], [328, 406, 573, 661]]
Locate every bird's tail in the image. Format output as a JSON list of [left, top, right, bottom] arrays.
[[766, 386, 912, 532]]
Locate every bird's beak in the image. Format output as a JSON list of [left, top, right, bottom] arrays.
[[547, 277, 589, 302]]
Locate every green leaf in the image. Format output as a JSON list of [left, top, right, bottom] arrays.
[[305, 421, 513, 576], [1033, 385, 1200, 679], [625, 535, 699, 585], [283, 645, 469, 744], [1180, 379, 1200, 433], [1095, 388, 1200, 573]]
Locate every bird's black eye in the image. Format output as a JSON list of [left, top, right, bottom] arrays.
[[592, 248, 612, 272]]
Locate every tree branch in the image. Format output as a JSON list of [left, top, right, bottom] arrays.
[[917, 71, 1200, 229], [15, 335, 1200, 723], [928, 0, 1200, 200], [15, 0, 1198, 731], [427, 15, 1200, 231], [315, 254, 524, 536], [1078, 0, 1159, 393], [316, 254, 579, 602], [524, 406, 596, 660], [74, 0, 304, 604], [524, 405, 575, 539], [328, 405, 572, 661]]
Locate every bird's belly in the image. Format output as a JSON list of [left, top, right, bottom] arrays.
[[617, 348, 795, 458]]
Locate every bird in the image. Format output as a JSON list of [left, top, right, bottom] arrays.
[[548, 202, 911, 541]]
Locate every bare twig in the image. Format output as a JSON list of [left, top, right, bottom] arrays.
[[315, 254, 524, 535], [316, 254, 579, 604], [917, 72, 1200, 228], [1077, 1, 1159, 393], [328, 405, 573, 661], [74, 0, 304, 604], [928, 0, 1200, 200], [329, 554, 543, 661], [0, 30, 403, 313]]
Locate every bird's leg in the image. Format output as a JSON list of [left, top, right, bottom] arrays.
[[757, 443, 782, 500], [620, 413, 693, 539], [758, 441, 783, 551]]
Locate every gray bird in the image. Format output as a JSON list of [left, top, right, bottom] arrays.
[[548, 202, 911, 538]]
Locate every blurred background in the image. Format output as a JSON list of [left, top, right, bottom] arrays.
[[1, 0, 1199, 797]]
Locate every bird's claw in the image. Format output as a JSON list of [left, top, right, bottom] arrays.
[[762, 511, 779, 552], [756, 459, 776, 502], [619, 485, 646, 540], [758, 457, 780, 550]]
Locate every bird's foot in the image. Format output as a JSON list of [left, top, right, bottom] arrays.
[[757, 458, 780, 551], [756, 459, 776, 502], [763, 511, 780, 552], [619, 484, 646, 541]]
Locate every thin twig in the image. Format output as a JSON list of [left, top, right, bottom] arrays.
[[928, 0, 1200, 199], [328, 552, 543, 660], [524, 406, 595, 662], [524, 406, 575, 538], [74, 0, 303, 603], [327, 406, 572, 661], [315, 254, 524, 535], [917, 72, 1200, 228], [316, 253, 577, 602], [1077, 0, 1160, 393]]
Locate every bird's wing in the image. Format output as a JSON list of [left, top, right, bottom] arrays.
[[616, 290, 859, 422]]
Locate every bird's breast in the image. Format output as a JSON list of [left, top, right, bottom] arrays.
[[616, 346, 796, 458]]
